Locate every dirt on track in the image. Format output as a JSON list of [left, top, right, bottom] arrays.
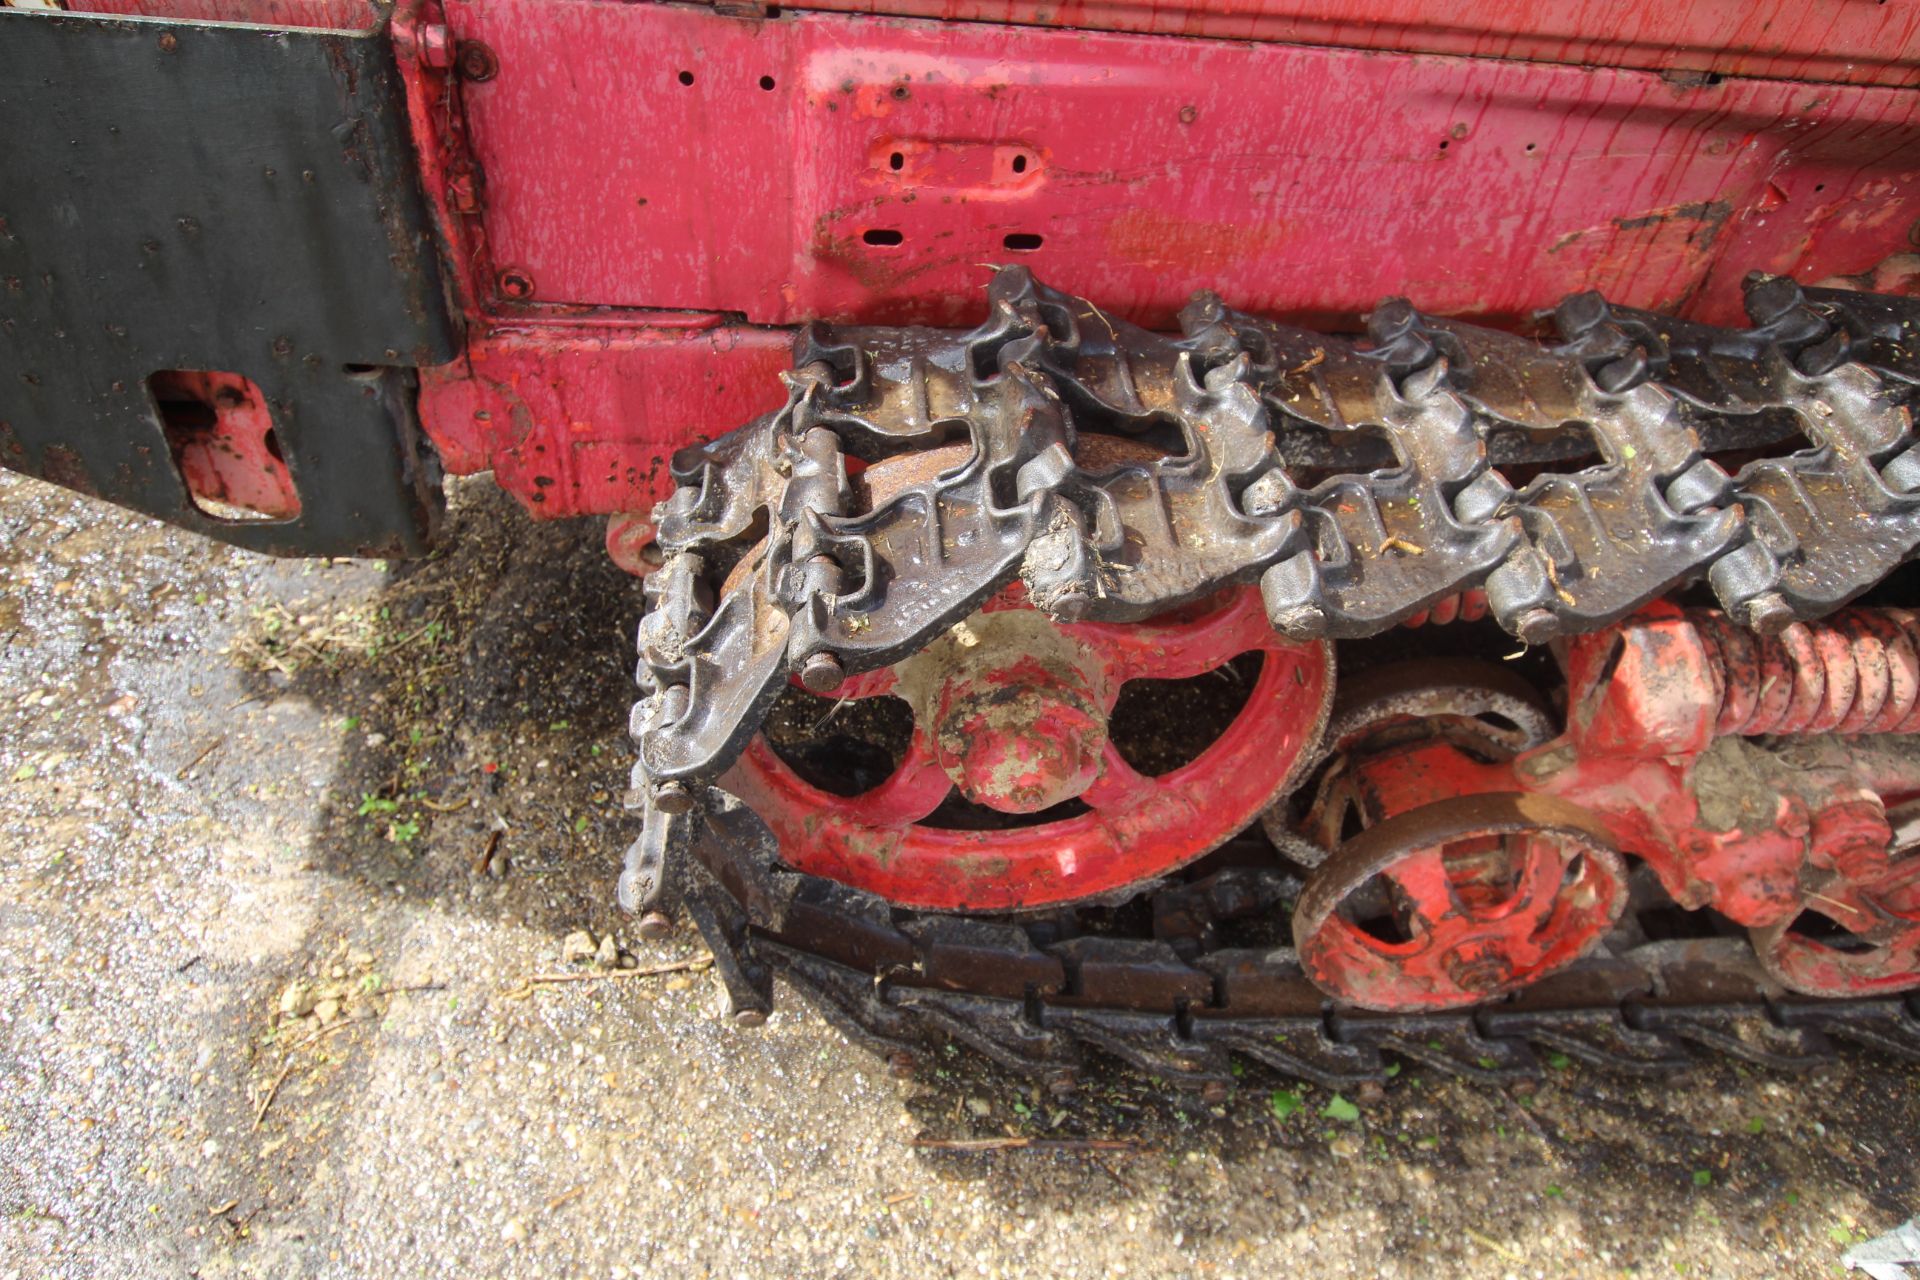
[[0, 470, 1914, 1280]]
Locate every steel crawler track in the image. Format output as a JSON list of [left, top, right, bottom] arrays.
[[628, 272, 1920, 1083], [632, 270, 1920, 798], [681, 797, 1920, 1090]]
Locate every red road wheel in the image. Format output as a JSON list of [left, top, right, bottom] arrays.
[[1293, 792, 1629, 1011], [1751, 855, 1920, 997], [724, 585, 1332, 911]]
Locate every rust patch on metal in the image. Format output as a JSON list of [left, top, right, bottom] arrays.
[[38, 444, 97, 497], [1613, 199, 1732, 241]]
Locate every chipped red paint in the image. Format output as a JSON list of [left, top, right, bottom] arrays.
[[415, 323, 795, 518], [64, 0, 381, 30], [723, 586, 1333, 912], [1755, 851, 1920, 998], [926, 645, 1109, 815], [442, 0, 1920, 329], [393, 0, 1920, 521], [1562, 604, 1920, 752]]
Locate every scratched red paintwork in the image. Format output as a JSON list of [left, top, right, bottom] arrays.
[[1315, 605, 1920, 997], [80, 0, 1920, 88], [786, 0, 1920, 90], [445, 0, 1920, 334], [409, 0, 1920, 520], [1295, 799, 1630, 1010], [418, 323, 795, 516]]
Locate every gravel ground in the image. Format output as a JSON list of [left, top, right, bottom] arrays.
[[0, 469, 1914, 1280]]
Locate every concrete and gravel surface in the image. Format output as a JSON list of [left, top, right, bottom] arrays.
[[0, 469, 1914, 1279]]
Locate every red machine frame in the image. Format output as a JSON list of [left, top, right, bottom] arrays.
[[383, 0, 1920, 529]]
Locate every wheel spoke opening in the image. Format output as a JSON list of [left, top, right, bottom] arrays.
[[763, 685, 915, 797], [1107, 651, 1263, 776]]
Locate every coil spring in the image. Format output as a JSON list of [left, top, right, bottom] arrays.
[[1691, 609, 1920, 737]]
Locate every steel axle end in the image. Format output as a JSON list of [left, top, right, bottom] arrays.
[[799, 650, 845, 693], [1745, 591, 1795, 637], [653, 781, 696, 815], [1512, 607, 1559, 646]]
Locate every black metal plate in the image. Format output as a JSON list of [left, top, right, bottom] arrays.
[[0, 8, 458, 557]]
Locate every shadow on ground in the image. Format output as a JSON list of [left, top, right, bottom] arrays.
[[0, 472, 1913, 1278]]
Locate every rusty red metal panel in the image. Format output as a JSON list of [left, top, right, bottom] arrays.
[[149, 369, 301, 520], [446, 2, 1920, 332], [770, 0, 1920, 90], [417, 322, 795, 517]]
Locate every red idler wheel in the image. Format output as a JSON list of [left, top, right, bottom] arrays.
[[1293, 792, 1629, 1011], [1261, 659, 1556, 868], [1751, 854, 1920, 997], [725, 585, 1333, 911]]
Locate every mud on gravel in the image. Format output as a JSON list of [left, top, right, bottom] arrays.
[[0, 470, 1914, 1280]]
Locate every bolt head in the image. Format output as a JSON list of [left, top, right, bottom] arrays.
[[455, 39, 498, 82], [731, 1008, 768, 1029], [799, 651, 844, 694], [653, 781, 695, 815], [635, 911, 673, 942], [496, 268, 535, 301]]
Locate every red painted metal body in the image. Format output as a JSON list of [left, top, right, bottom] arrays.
[[1293, 792, 1630, 1011], [382, 0, 1920, 527], [765, 0, 1920, 91]]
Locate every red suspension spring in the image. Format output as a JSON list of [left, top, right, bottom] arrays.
[[1401, 588, 1490, 629], [1691, 609, 1920, 737]]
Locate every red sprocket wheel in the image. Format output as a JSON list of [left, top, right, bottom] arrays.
[[725, 584, 1333, 911], [1292, 791, 1629, 1011]]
